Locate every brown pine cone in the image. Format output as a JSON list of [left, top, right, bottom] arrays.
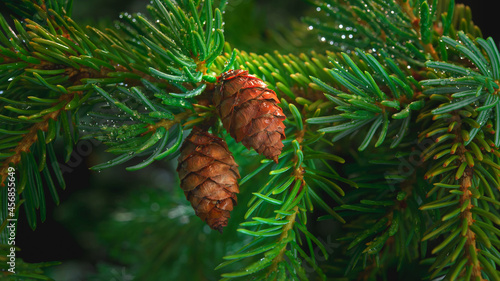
[[214, 69, 286, 163], [177, 127, 240, 232]]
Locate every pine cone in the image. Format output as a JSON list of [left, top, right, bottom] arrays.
[[177, 127, 240, 232], [214, 69, 286, 163]]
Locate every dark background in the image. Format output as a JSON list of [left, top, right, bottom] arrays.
[[457, 1, 495, 39]]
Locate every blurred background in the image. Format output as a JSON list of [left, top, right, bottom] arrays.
[[2, 0, 496, 280]]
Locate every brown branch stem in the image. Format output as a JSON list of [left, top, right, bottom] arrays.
[[267, 122, 307, 275], [459, 166, 484, 280], [268, 205, 299, 274]]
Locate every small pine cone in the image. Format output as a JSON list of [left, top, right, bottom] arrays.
[[214, 69, 286, 163], [177, 127, 240, 232]]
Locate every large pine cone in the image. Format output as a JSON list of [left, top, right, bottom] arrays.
[[177, 127, 240, 232], [214, 69, 286, 163]]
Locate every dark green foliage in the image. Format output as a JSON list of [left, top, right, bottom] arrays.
[[1, 0, 499, 280]]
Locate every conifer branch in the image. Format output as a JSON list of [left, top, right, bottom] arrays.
[[0, 92, 77, 185]]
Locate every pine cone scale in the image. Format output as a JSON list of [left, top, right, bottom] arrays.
[[197, 144, 230, 160], [180, 155, 213, 174], [193, 181, 232, 200], [196, 162, 230, 177], [217, 198, 235, 211], [181, 174, 207, 191], [211, 173, 238, 186]]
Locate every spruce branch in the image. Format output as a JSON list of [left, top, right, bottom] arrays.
[[216, 94, 350, 278], [306, 48, 423, 149], [0, 0, 228, 232], [0, 93, 73, 185], [417, 80, 500, 279], [332, 146, 425, 278], [422, 31, 500, 146], [1, 0, 228, 178]]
